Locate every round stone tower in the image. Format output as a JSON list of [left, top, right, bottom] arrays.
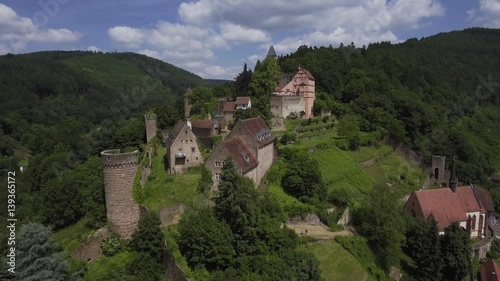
[[101, 149, 140, 239], [144, 114, 157, 143]]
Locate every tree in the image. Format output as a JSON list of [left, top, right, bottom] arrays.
[[129, 211, 166, 264], [404, 218, 443, 281], [154, 104, 180, 128], [281, 150, 325, 203], [177, 207, 235, 270], [214, 158, 263, 255], [75, 156, 106, 228], [337, 113, 361, 150], [16, 223, 68, 281], [440, 222, 472, 281], [189, 86, 217, 117], [197, 166, 214, 193], [356, 186, 406, 270], [234, 63, 253, 97], [249, 57, 281, 119], [41, 173, 84, 229]]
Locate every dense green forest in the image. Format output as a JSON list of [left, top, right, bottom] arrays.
[[274, 28, 500, 183], [0, 51, 208, 255]]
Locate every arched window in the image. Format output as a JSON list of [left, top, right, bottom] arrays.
[[472, 215, 477, 231], [478, 215, 484, 237]]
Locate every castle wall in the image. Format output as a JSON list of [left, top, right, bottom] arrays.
[[168, 126, 203, 174], [101, 149, 140, 239], [144, 114, 157, 143], [256, 143, 274, 186]]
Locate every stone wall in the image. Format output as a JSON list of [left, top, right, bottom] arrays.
[[164, 249, 191, 281], [144, 114, 157, 143], [70, 227, 111, 262], [101, 149, 140, 239], [256, 143, 274, 186]]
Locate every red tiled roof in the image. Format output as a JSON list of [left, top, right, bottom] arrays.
[[237, 117, 273, 147], [413, 186, 482, 230], [235, 96, 250, 105], [222, 136, 258, 174], [191, 119, 214, 130], [223, 101, 236, 112], [474, 185, 495, 212], [165, 120, 187, 148], [480, 259, 500, 281]]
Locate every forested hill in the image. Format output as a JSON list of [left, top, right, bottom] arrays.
[[278, 27, 500, 183], [0, 51, 205, 171]]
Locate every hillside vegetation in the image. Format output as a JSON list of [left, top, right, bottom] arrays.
[[278, 28, 500, 183]]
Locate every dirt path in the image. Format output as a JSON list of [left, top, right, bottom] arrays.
[[286, 222, 353, 239]]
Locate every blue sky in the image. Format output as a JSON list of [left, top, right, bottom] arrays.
[[1, 0, 499, 79]]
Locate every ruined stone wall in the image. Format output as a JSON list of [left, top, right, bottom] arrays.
[[144, 114, 157, 143], [70, 227, 111, 262], [431, 155, 446, 183], [101, 149, 140, 239]]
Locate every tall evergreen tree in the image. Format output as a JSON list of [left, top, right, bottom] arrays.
[[129, 211, 166, 265], [249, 57, 281, 119], [214, 157, 263, 255], [15, 223, 68, 281], [440, 222, 472, 281], [404, 218, 443, 281], [234, 63, 253, 97]]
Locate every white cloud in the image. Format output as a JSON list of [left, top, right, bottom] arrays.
[[220, 23, 270, 42], [108, 26, 145, 48], [109, 0, 445, 79], [87, 45, 101, 52], [468, 0, 500, 28], [0, 3, 81, 54]]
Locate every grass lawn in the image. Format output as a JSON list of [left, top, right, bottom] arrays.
[[362, 152, 427, 198], [303, 241, 372, 281], [346, 145, 393, 163], [53, 216, 94, 252], [311, 146, 374, 195], [143, 146, 207, 212]]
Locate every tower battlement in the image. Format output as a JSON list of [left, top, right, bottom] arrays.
[[144, 114, 157, 120], [101, 149, 139, 168]]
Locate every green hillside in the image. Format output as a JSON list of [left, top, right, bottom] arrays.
[[278, 28, 500, 183]]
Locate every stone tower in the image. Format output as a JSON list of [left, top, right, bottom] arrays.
[[101, 149, 140, 239], [144, 114, 157, 143], [184, 88, 193, 120], [267, 45, 277, 59], [431, 155, 446, 184]]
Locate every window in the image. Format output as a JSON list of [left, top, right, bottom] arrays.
[[190, 139, 193, 143], [215, 173, 221, 180], [215, 161, 221, 167], [191, 147, 195, 153]]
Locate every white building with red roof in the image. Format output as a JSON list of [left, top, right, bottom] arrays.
[[404, 160, 495, 238]]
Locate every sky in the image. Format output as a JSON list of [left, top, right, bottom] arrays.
[[0, 0, 499, 80]]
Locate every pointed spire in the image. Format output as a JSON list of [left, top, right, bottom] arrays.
[[267, 45, 277, 58], [449, 155, 458, 193]]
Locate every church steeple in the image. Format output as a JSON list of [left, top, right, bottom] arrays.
[[266, 45, 277, 59], [449, 155, 458, 193]]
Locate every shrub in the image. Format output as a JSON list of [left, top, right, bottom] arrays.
[[101, 234, 125, 257]]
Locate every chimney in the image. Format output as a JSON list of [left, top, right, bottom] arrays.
[[449, 155, 458, 193]]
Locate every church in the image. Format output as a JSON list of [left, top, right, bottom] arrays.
[[404, 159, 495, 238]]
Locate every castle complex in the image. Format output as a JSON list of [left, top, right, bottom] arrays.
[[100, 149, 141, 239]]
